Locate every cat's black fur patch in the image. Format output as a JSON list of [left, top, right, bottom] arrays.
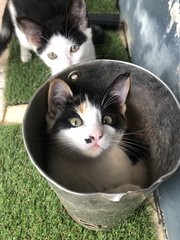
[[0, 4, 13, 55], [36, 17, 87, 54], [1, 0, 88, 54], [13, 0, 69, 22], [16, 0, 87, 53], [122, 134, 149, 164]]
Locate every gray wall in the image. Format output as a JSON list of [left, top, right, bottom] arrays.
[[119, 0, 180, 100], [119, 1, 180, 239]]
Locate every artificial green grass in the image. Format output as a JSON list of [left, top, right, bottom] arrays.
[[4, 40, 50, 105], [0, 125, 157, 240], [4, 0, 128, 105], [96, 31, 128, 60], [87, 0, 118, 14]]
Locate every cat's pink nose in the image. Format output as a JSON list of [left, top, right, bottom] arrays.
[[89, 133, 103, 142], [85, 130, 103, 144]]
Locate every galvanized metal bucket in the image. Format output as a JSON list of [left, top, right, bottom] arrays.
[[23, 60, 180, 230]]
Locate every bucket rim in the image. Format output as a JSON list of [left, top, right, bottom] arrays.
[[22, 59, 180, 197]]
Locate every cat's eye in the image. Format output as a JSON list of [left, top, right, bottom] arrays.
[[48, 52, 57, 59], [102, 115, 113, 125], [70, 44, 80, 53], [69, 117, 82, 127]]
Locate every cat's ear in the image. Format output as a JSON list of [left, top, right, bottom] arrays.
[[69, 0, 88, 31], [17, 17, 43, 47], [108, 73, 131, 114], [46, 79, 73, 129]]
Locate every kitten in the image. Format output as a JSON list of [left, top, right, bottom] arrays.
[[45, 73, 148, 193], [0, 0, 96, 75]]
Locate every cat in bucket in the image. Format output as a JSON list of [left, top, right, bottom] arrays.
[[45, 73, 148, 193], [0, 0, 97, 75]]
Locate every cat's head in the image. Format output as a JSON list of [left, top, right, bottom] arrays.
[[46, 73, 131, 158], [17, 0, 95, 75]]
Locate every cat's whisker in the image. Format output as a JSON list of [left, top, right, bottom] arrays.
[[115, 144, 142, 160], [122, 139, 149, 150], [113, 144, 126, 152], [50, 142, 77, 155], [113, 144, 140, 158], [110, 133, 149, 157], [122, 145, 149, 157], [53, 138, 80, 153], [101, 95, 119, 111], [101, 95, 116, 109], [123, 149, 141, 160], [64, 16, 69, 38], [40, 35, 50, 43], [67, 23, 78, 39], [121, 142, 144, 153], [123, 128, 149, 136], [103, 95, 119, 107], [120, 142, 149, 158], [122, 137, 147, 143]]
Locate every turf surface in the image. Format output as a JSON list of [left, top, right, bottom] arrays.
[[0, 125, 156, 240], [86, 0, 119, 14]]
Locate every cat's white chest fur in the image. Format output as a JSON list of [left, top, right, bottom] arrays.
[[47, 147, 147, 193]]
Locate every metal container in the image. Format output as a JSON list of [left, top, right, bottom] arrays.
[[23, 60, 180, 230]]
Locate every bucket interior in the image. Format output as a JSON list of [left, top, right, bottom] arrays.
[[23, 60, 180, 193]]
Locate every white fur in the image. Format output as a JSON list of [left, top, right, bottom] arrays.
[[48, 144, 147, 193], [8, 0, 96, 74], [41, 30, 95, 75], [47, 99, 148, 193], [56, 98, 117, 157]]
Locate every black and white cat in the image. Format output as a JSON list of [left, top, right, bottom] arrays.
[[45, 73, 148, 193], [0, 0, 96, 75]]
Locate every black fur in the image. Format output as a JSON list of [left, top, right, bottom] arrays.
[[123, 134, 149, 164], [0, 0, 89, 55], [0, 5, 13, 55]]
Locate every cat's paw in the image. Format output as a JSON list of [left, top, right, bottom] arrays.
[[21, 51, 32, 63], [105, 184, 142, 194]]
